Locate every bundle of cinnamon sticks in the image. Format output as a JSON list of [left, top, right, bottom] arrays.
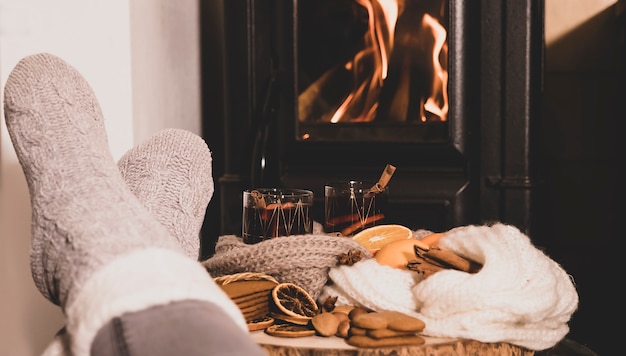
[[406, 240, 482, 278]]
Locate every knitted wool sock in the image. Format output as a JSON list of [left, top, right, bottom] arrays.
[[118, 128, 214, 260], [202, 234, 373, 300], [4, 53, 245, 354]]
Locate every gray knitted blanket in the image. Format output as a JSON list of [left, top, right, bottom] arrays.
[[202, 234, 372, 300]]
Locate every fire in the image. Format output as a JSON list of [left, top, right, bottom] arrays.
[[300, 0, 448, 124], [422, 13, 448, 122]]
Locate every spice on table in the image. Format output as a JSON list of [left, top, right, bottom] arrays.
[[407, 243, 482, 278]]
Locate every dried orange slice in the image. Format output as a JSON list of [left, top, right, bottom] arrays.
[[271, 283, 318, 318], [351, 224, 413, 254], [264, 324, 315, 338], [269, 312, 311, 326], [247, 316, 275, 331]]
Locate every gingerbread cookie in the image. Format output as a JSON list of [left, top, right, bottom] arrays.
[[367, 328, 418, 339], [375, 311, 426, 332], [350, 313, 388, 329]]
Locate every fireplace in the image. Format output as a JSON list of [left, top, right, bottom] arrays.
[[202, 0, 544, 248]]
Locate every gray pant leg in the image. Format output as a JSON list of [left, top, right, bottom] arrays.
[[91, 300, 265, 356]]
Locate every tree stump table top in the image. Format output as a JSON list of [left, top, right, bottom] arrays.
[[250, 330, 534, 356]]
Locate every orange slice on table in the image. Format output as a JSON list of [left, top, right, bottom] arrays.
[[271, 283, 319, 319], [351, 224, 413, 254]]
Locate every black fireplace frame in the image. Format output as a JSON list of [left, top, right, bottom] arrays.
[[203, 0, 544, 247]]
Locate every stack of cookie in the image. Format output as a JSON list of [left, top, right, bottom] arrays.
[[345, 310, 426, 348], [214, 272, 278, 329]]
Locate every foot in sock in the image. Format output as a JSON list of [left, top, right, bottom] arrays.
[[118, 128, 214, 261], [4, 53, 245, 354], [4, 52, 184, 308], [40, 129, 218, 356]]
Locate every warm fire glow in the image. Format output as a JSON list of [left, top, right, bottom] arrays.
[[422, 13, 448, 122], [299, 0, 448, 124]]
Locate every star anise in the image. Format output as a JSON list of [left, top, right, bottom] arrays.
[[321, 296, 338, 312], [337, 249, 363, 266]]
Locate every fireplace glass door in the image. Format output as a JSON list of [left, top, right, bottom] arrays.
[[296, 0, 450, 143]]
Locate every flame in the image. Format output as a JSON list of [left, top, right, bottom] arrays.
[[422, 13, 448, 122], [362, 0, 399, 80], [303, 0, 448, 124]]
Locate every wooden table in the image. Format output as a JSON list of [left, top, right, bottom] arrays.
[[250, 331, 535, 356]]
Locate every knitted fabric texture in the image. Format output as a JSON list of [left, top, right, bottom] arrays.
[[202, 234, 373, 299], [4, 52, 177, 307], [118, 128, 214, 260], [42, 128, 217, 355], [319, 223, 579, 351], [5, 53, 248, 354], [320, 259, 424, 314]]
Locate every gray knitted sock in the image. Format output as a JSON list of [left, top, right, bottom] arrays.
[[3, 53, 183, 308], [4, 53, 245, 354], [118, 128, 214, 261]]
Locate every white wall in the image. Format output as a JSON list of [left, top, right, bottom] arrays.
[[0, 0, 201, 354], [544, 0, 617, 46], [129, 0, 201, 143]]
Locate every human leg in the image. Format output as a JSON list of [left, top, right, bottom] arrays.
[[117, 128, 214, 260], [4, 53, 263, 355]]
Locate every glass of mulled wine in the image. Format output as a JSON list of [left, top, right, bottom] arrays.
[[242, 188, 314, 244], [324, 181, 389, 237]]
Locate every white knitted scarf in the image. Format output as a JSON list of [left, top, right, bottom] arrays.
[[319, 223, 579, 351]]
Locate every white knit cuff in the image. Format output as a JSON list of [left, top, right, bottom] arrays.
[[65, 248, 245, 355]]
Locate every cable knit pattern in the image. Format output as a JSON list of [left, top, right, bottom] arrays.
[[118, 128, 214, 260], [42, 128, 217, 355], [202, 234, 373, 299], [4, 53, 247, 354], [320, 223, 579, 351], [4, 53, 182, 308]]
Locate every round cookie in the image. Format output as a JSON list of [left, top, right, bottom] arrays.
[[311, 312, 341, 337]]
